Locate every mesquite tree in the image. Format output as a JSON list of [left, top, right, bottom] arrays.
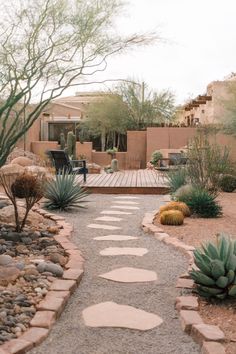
[[0, 0, 156, 166]]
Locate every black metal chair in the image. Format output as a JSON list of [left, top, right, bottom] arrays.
[[49, 150, 88, 182]]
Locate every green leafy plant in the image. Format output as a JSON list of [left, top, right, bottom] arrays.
[[190, 234, 236, 300], [150, 150, 163, 166], [160, 210, 184, 225], [176, 187, 222, 218], [44, 170, 88, 210], [166, 168, 187, 193], [219, 174, 236, 193]]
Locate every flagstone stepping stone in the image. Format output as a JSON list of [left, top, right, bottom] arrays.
[[101, 210, 133, 215], [114, 201, 139, 205], [99, 267, 157, 283], [95, 216, 123, 222], [87, 224, 121, 231], [94, 235, 138, 241], [111, 206, 140, 210], [114, 196, 140, 199], [82, 301, 163, 330], [100, 247, 148, 256]]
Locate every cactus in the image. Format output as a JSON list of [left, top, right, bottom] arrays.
[[59, 132, 66, 150], [160, 210, 184, 226], [190, 234, 236, 300], [111, 158, 118, 172], [67, 131, 76, 159], [159, 201, 191, 217]]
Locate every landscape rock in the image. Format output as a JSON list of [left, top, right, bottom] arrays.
[[0, 255, 13, 266], [10, 157, 34, 167], [37, 262, 63, 277], [0, 267, 20, 286], [0, 206, 45, 228]]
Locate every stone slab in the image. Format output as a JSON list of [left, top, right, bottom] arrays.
[[176, 296, 199, 311], [114, 196, 140, 199], [100, 210, 133, 215], [201, 341, 226, 354], [20, 327, 49, 346], [87, 224, 121, 231], [192, 324, 225, 344], [95, 216, 123, 222], [111, 206, 140, 210], [82, 301, 163, 330], [176, 278, 194, 289], [113, 201, 139, 205], [94, 235, 138, 241], [30, 311, 56, 328], [99, 267, 157, 283], [100, 247, 148, 256], [179, 310, 203, 333], [1, 339, 33, 354]]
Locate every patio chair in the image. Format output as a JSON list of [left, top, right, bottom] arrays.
[[49, 150, 88, 182]]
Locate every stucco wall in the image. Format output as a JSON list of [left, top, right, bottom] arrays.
[[92, 152, 127, 170], [146, 127, 196, 162], [16, 118, 41, 151], [127, 131, 147, 168]]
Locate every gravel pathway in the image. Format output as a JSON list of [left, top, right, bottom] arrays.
[[30, 194, 200, 354]]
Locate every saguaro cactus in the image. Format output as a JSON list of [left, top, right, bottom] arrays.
[[59, 132, 66, 150], [67, 131, 76, 159]]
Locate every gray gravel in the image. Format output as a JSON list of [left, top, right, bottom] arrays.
[[30, 194, 200, 354]]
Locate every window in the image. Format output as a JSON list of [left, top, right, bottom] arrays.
[[48, 122, 79, 141]]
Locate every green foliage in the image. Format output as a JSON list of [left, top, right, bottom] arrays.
[[59, 133, 66, 151], [160, 210, 184, 225], [44, 170, 88, 210], [106, 147, 118, 156], [67, 131, 76, 160], [219, 174, 236, 192], [187, 133, 233, 191], [176, 187, 222, 218], [150, 150, 163, 166], [166, 168, 187, 193], [174, 184, 194, 200], [190, 234, 236, 300]]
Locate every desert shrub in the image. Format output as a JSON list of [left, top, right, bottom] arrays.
[[176, 187, 222, 218], [219, 174, 236, 192], [44, 169, 88, 210], [166, 168, 187, 193], [159, 201, 191, 217], [160, 210, 184, 225], [187, 134, 233, 191], [150, 150, 163, 166], [190, 234, 236, 300], [0, 172, 43, 232], [174, 184, 194, 200]]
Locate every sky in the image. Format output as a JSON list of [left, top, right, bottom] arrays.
[[69, 0, 236, 104]]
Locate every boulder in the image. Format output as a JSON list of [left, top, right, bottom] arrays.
[[0, 164, 24, 176], [0, 266, 20, 286], [0, 205, 46, 228], [11, 157, 34, 167], [24, 165, 47, 177], [0, 254, 13, 266]]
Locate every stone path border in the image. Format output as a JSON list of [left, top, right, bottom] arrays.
[[141, 208, 227, 354], [0, 206, 84, 354]]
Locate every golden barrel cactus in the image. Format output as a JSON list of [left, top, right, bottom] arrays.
[[160, 210, 184, 226], [159, 201, 191, 217]]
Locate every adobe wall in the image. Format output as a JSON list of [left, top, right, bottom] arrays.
[[127, 131, 147, 168], [92, 152, 127, 170], [16, 118, 41, 151], [209, 133, 236, 161], [146, 127, 196, 162]]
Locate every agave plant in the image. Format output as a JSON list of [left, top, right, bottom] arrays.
[[44, 170, 89, 210], [190, 234, 236, 300]]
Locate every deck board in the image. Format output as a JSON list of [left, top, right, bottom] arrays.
[[76, 170, 169, 194]]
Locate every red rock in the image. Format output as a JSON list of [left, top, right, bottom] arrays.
[[63, 269, 84, 283], [20, 327, 49, 346], [50, 279, 76, 292], [191, 324, 225, 345], [201, 341, 226, 354], [0, 348, 10, 354], [176, 278, 194, 289], [46, 290, 70, 301], [179, 310, 203, 333], [176, 296, 199, 311], [1, 339, 33, 354], [36, 296, 65, 317], [0, 267, 20, 286], [30, 311, 56, 328]]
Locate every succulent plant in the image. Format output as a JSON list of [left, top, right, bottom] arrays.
[[160, 210, 184, 226], [59, 132, 66, 150], [190, 234, 236, 300], [67, 131, 76, 160], [111, 158, 118, 172], [44, 169, 89, 210], [219, 174, 236, 193], [159, 201, 191, 217]]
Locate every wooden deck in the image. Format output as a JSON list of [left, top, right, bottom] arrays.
[[77, 170, 169, 194]]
